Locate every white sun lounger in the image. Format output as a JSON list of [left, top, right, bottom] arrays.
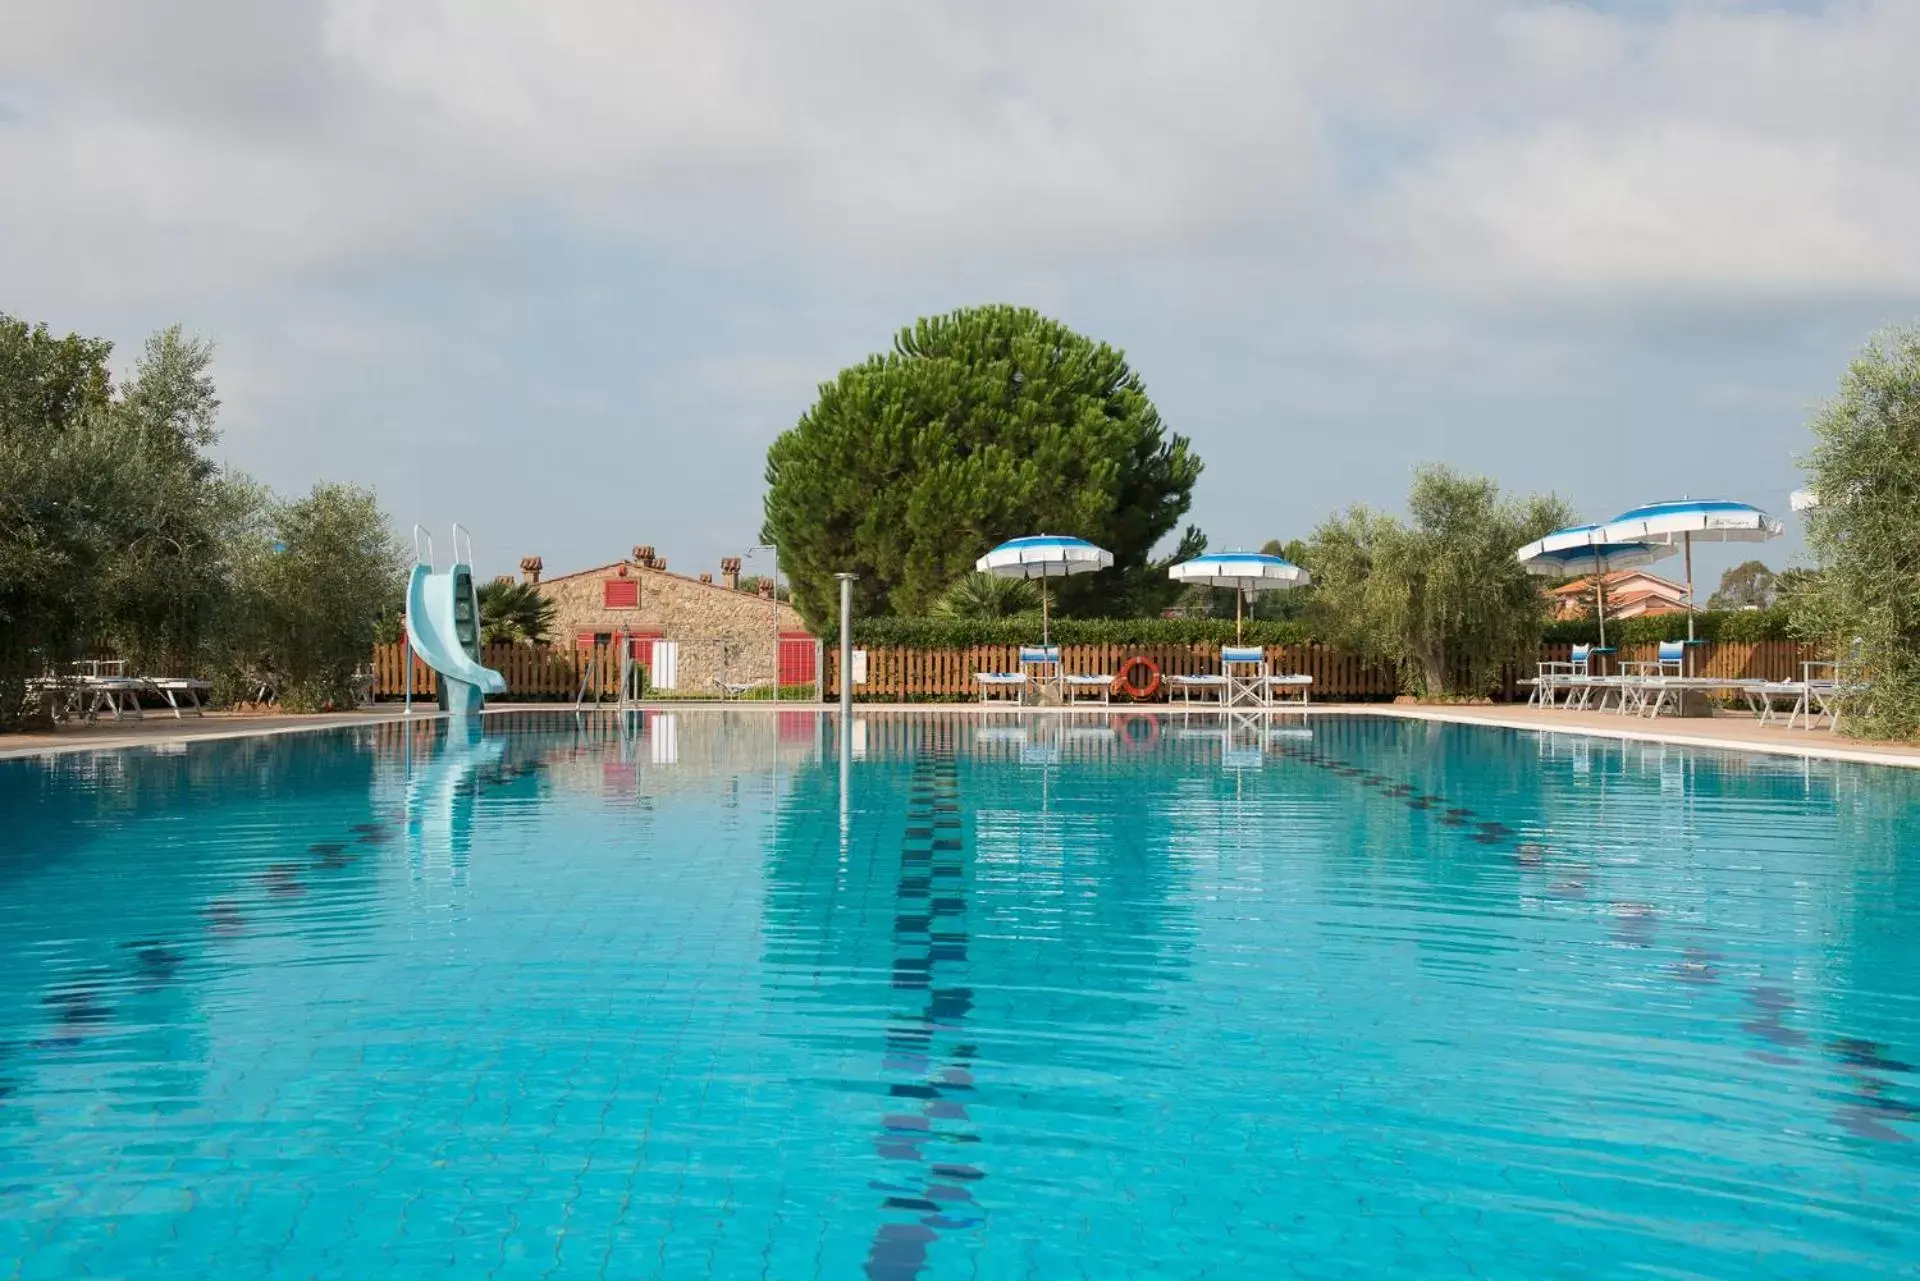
[[1060, 673, 1114, 705], [80, 675, 147, 721], [1168, 673, 1226, 704], [1262, 673, 1313, 707], [1532, 644, 1593, 707], [712, 676, 771, 700], [1739, 661, 1862, 731], [973, 671, 1028, 703], [144, 677, 212, 718]]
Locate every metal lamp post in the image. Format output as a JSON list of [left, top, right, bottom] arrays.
[[834, 573, 856, 718], [747, 544, 778, 703]]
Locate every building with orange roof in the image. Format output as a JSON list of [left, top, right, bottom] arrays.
[[1546, 570, 1687, 621]]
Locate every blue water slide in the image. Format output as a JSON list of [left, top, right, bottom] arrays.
[[404, 524, 506, 716]]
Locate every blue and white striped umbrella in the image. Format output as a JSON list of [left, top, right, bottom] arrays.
[[975, 535, 1114, 579], [1593, 499, 1785, 546], [975, 535, 1113, 643], [1515, 524, 1676, 648], [1592, 500, 1784, 640], [1168, 551, 1311, 642]]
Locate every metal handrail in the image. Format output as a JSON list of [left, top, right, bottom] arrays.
[[452, 522, 474, 569], [412, 524, 436, 570]]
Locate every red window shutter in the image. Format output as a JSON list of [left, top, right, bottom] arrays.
[[603, 579, 638, 608], [576, 630, 597, 649]]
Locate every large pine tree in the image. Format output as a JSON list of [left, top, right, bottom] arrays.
[[762, 304, 1202, 628]]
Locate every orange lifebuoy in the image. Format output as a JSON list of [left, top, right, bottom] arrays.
[[1116, 655, 1162, 701]]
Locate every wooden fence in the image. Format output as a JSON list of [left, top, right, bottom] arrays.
[[823, 643, 1404, 701], [369, 638, 1822, 703], [371, 642, 620, 701]]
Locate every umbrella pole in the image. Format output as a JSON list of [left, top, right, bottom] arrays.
[[1683, 531, 1695, 643], [1041, 573, 1050, 646], [1597, 573, 1607, 650], [1236, 589, 1244, 645]]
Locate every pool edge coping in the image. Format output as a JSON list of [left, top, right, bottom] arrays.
[[1305, 705, 1920, 770], [0, 709, 443, 761], [5, 701, 1916, 770]]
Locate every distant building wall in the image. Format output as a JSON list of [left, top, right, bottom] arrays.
[[532, 557, 807, 690]]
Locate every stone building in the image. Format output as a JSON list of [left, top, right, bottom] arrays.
[[515, 547, 812, 692]]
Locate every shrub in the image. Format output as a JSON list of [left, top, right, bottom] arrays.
[[842, 616, 1317, 648]]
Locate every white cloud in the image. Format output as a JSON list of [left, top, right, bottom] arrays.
[[1380, 121, 1920, 294], [1372, 1, 1920, 293], [3, 0, 1914, 306]]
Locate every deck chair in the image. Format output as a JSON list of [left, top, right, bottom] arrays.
[[1532, 644, 1593, 707], [1220, 646, 1269, 708], [974, 645, 1059, 705], [1620, 641, 1687, 716], [144, 677, 213, 718]]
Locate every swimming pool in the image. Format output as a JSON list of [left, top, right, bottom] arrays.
[[3, 710, 1916, 1278]]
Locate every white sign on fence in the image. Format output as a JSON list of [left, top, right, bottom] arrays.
[[852, 649, 868, 685]]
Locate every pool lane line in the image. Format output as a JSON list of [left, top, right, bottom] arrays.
[[1269, 738, 1920, 1140], [866, 748, 984, 1281]]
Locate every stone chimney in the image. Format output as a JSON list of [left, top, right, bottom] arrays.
[[518, 556, 542, 585], [632, 545, 655, 566], [757, 579, 775, 599], [698, 572, 713, 584], [721, 557, 741, 590], [493, 575, 514, 587], [651, 557, 666, 572]]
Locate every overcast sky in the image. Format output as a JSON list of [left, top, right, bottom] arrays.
[[5, 0, 1916, 590]]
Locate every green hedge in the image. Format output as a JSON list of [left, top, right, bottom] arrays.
[[845, 617, 1318, 648], [1541, 607, 1793, 646], [838, 609, 1791, 650]]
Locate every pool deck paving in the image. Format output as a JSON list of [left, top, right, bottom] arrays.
[[5, 699, 1919, 768], [0, 707, 414, 760]]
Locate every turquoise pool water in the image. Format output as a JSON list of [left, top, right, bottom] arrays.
[[2, 710, 1916, 1278]]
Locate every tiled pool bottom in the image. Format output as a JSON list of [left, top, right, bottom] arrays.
[[2, 711, 1917, 1278]]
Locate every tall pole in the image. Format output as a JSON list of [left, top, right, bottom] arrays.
[[1236, 587, 1245, 645], [1683, 531, 1695, 643], [836, 573, 856, 718], [749, 543, 778, 702], [770, 544, 779, 704], [1596, 571, 1608, 650]]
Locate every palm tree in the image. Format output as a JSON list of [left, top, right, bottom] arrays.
[[931, 573, 1041, 620], [476, 579, 556, 646]]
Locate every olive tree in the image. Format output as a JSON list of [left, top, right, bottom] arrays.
[[1, 318, 252, 724], [1793, 327, 1920, 739], [2, 311, 408, 727], [216, 483, 406, 711], [1304, 465, 1572, 696]]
